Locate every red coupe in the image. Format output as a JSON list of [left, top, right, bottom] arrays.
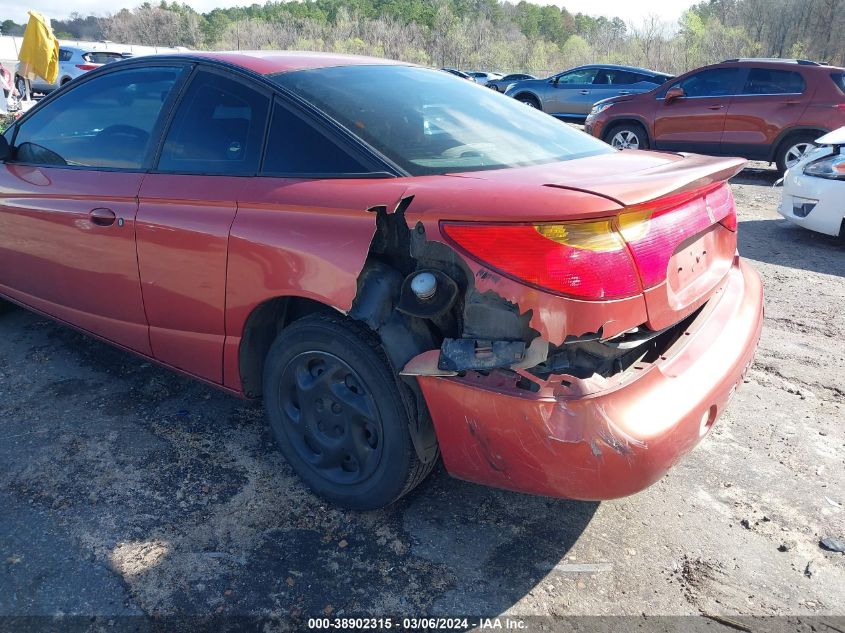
[[0, 52, 763, 509]]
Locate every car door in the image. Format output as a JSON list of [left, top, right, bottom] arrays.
[[652, 67, 743, 154], [136, 67, 271, 383], [722, 67, 809, 159], [545, 67, 599, 117], [0, 63, 188, 353]]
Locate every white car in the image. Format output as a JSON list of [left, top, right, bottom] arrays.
[[778, 127, 845, 239], [15, 46, 124, 95]]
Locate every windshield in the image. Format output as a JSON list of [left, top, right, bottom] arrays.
[[270, 65, 612, 176]]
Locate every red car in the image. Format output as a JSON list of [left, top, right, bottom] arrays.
[[0, 52, 763, 509], [585, 58, 845, 172]]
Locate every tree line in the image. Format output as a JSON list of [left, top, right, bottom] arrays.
[[2, 0, 843, 76]]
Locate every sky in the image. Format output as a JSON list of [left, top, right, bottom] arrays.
[[4, 0, 698, 27]]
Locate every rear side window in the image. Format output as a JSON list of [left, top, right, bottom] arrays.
[[741, 68, 806, 95], [832, 73, 845, 94], [158, 69, 270, 175], [58, 49, 72, 62], [262, 98, 369, 176], [12, 65, 185, 169], [84, 52, 124, 64], [670, 67, 741, 97]]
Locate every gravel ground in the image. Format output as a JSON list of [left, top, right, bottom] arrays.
[[0, 164, 843, 626]]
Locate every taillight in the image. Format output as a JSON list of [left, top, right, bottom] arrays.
[[442, 182, 736, 299], [441, 220, 641, 300], [75, 64, 99, 71], [618, 183, 736, 288], [836, 104, 845, 113]]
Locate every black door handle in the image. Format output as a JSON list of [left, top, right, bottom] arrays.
[[90, 208, 116, 227]]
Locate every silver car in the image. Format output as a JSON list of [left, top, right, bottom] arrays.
[[466, 71, 503, 86], [504, 64, 672, 122], [15, 46, 124, 95]]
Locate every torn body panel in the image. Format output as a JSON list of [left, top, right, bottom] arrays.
[[224, 179, 411, 392]]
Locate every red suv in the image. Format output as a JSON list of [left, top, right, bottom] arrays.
[[585, 58, 845, 172]]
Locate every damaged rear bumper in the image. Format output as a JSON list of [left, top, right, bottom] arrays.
[[416, 258, 763, 500]]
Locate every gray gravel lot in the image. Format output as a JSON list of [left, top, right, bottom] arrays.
[[0, 165, 843, 625]]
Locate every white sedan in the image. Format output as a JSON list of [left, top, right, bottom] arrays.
[[778, 127, 845, 239]]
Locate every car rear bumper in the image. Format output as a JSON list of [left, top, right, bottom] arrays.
[[417, 257, 763, 500]]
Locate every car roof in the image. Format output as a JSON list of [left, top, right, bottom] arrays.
[[719, 58, 845, 71], [574, 64, 670, 76], [176, 50, 406, 75]]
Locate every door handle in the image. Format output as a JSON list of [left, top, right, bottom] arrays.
[[579, 90, 590, 95], [89, 208, 116, 227], [618, 90, 631, 95], [707, 105, 725, 110]]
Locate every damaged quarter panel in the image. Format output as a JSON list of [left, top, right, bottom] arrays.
[[224, 178, 412, 391]]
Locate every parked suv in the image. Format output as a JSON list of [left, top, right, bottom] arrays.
[[15, 46, 124, 95], [585, 58, 845, 172], [504, 64, 672, 122]]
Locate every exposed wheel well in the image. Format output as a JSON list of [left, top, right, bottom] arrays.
[[238, 296, 334, 398]]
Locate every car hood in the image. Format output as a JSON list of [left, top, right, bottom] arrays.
[[446, 150, 746, 208]]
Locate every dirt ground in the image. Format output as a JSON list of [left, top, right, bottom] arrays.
[[0, 163, 843, 627]]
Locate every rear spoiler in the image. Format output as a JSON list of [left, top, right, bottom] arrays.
[[543, 154, 746, 207]]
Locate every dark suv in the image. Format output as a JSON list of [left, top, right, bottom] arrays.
[[585, 58, 845, 171]]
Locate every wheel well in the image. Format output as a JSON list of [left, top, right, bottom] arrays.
[[513, 92, 540, 106], [772, 128, 826, 161], [603, 118, 649, 143], [238, 296, 334, 398]]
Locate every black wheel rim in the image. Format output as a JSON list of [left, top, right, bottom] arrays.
[[277, 351, 383, 485]]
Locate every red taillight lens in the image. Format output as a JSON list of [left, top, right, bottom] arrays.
[[618, 183, 736, 288], [836, 104, 845, 113], [441, 220, 641, 300], [75, 64, 99, 71]]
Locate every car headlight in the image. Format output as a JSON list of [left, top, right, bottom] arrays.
[[589, 102, 614, 116], [803, 152, 845, 180]]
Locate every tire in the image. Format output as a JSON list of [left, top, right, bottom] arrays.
[[775, 132, 818, 173], [262, 312, 436, 510], [516, 94, 541, 110], [604, 122, 650, 150]]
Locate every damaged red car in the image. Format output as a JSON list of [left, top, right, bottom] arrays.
[[0, 52, 763, 509]]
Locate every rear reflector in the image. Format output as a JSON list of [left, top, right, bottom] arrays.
[[442, 220, 641, 300]]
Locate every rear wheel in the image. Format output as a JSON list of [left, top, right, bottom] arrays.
[[605, 122, 649, 150], [776, 133, 818, 173], [262, 312, 436, 510]]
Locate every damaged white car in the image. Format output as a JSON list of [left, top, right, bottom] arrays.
[[778, 127, 845, 239]]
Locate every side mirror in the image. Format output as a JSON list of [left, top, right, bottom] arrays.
[[665, 86, 685, 102], [0, 134, 10, 162]]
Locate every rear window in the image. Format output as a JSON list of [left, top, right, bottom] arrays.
[[271, 65, 612, 176], [83, 52, 124, 64], [832, 73, 845, 94], [741, 68, 806, 95]]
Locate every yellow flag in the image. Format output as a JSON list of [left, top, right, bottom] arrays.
[[18, 11, 60, 85]]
